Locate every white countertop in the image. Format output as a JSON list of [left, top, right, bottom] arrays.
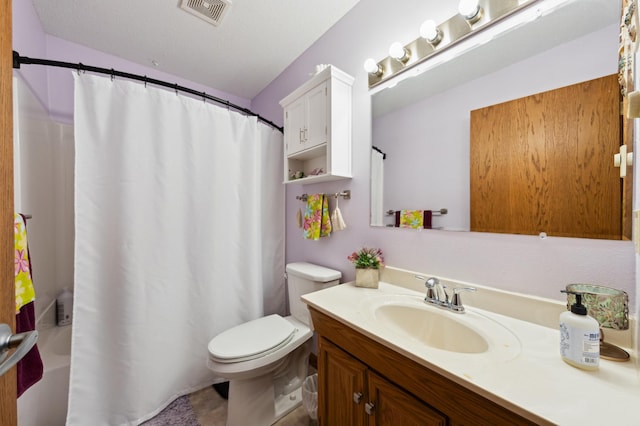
[[302, 281, 640, 425]]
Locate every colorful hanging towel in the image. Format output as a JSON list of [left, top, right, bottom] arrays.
[[303, 194, 332, 240], [14, 213, 43, 397], [15, 214, 36, 313], [396, 210, 432, 229]]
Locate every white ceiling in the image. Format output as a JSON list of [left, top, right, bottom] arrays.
[[30, 0, 361, 100]]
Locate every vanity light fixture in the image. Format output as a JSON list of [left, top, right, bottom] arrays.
[[459, 0, 483, 23], [364, 0, 539, 88], [389, 42, 412, 63], [420, 20, 443, 46], [363, 58, 384, 77]]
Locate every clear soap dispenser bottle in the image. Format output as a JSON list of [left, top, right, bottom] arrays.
[[559, 290, 599, 370]]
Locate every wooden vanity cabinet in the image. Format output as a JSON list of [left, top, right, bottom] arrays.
[[310, 307, 545, 426], [318, 337, 367, 425], [319, 337, 447, 426]]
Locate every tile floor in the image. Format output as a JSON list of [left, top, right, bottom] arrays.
[[188, 385, 315, 426]]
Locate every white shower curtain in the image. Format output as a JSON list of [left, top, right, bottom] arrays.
[[68, 73, 285, 425]]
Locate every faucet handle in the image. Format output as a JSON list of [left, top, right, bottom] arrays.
[[450, 287, 476, 313]]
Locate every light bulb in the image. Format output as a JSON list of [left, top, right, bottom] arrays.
[[389, 42, 410, 63], [364, 58, 380, 74], [420, 20, 441, 44], [458, 0, 480, 19], [389, 42, 404, 59]]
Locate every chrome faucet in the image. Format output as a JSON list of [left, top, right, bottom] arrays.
[[415, 275, 476, 313], [425, 277, 448, 306]]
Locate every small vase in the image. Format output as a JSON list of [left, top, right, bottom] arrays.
[[355, 268, 379, 288]]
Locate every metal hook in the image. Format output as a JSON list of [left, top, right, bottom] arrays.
[[143, 76, 148, 88], [174, 84, 179, 96], [110, 68, 115, 81]]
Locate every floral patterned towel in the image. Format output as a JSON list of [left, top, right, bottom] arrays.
[[15, 213, 36, 313], [395, 210, 433, 229], [399, 210, 424, 229], [303, 194, 332, 240]]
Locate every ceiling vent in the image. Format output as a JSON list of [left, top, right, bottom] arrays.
[[180, 0, 231, 27]]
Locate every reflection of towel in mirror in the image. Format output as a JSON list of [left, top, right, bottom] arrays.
[[395, 210, 432, 229], [303, 194, 332, 239]]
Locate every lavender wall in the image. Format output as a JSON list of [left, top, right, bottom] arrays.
[[12, 0, 48, 111], [12, 1, 250, 125], [13, 0, 635, 304], [252, 0, 635, 304]]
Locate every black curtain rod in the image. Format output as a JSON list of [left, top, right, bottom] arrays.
[[12, 51, 284, 133]]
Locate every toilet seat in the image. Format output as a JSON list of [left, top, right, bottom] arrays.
[[208, 314, 296, 363]]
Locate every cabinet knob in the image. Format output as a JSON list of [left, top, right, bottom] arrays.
[[365, 402, 375, 415], [353, 392, 363, 404]]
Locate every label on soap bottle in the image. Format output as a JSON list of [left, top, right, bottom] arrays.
[[560, 323, 600, 368]]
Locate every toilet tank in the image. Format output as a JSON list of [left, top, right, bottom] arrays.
[[286, 262, 341, 327]]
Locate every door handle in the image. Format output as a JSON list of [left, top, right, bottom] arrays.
[[0, 323, 38, 376]]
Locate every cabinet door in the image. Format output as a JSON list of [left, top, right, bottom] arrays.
[[304, 81, 328, 150], [367, 371, 447, 426], [284, 96, 306, 156], [318, 338, 367, 426]]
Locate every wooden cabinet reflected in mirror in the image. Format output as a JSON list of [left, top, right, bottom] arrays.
[[470, 74, 629, 240]]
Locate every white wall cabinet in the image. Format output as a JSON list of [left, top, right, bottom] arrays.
[[280, 65, 354, 184]]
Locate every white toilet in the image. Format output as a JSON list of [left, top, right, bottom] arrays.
[[207, 262, 341, 426]]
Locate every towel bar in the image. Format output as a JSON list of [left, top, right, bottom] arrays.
[[297, 190, 351, 202], [386, 208, 447, 216]]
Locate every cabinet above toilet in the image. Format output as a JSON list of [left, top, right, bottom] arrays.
[[279, 65, 354, 185]]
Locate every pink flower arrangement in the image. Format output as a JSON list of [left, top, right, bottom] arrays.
[[347, 247, 384, 269]]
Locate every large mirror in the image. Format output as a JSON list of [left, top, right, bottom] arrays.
[[370, 0, 628, 239]]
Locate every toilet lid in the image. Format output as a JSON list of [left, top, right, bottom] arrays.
[[208, 314, 296, 362]]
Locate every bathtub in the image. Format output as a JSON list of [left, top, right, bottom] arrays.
[[17, 325, 72, 426]]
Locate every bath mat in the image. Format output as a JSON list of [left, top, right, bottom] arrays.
[[142, 395, 199, 426]]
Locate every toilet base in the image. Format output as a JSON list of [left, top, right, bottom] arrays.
[[226, 374, 303, 426]]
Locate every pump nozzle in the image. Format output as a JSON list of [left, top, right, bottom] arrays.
[[561, 290, 587, 315]]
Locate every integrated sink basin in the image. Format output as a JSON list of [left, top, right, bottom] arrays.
[[361, 294, 522, 361], [376, 303, 489, 353]]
